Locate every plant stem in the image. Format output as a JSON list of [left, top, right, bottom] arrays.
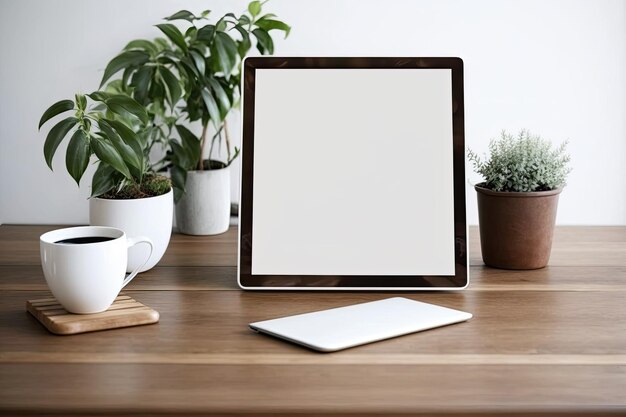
[[208, 129, 221, 169], [205, 126, 224, 170], [223, 118, 232, 161], [198, 122, 209, 171]]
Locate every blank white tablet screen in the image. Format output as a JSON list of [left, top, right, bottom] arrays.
[[251, 68, 455, 276]]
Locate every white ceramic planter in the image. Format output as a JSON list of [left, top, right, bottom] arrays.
[[176, 168, 230, 235], [89, 189, 173, 273]]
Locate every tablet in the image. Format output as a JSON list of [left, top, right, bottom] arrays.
[[239, 57, 467, 290], [250, 297, 472, 352]]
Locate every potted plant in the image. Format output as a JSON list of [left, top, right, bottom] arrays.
[[98, 1, 290, 235], [38, 92, 173, 273], [468, 130, 571, 269]]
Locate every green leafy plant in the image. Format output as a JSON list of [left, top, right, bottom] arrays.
[[98, 0, 290, 201], [468, 129, 571, 192], [38, 92, 171, 198]]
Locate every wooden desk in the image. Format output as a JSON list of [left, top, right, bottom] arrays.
[[1, 225, 625, 416]]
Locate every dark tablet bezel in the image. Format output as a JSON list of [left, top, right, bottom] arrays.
[[238, 57, 467, 289]]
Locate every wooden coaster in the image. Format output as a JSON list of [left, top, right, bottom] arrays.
[[26, 294, 159, 335]]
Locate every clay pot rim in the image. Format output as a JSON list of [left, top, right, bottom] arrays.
[[474, 184, 563, 198]]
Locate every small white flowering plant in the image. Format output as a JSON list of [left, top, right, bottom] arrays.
[[468, 129, 571, 192]]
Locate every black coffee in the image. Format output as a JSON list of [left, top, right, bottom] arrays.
[[54, 236, 116, 245]]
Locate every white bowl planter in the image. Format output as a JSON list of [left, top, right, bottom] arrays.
[[176, 168, 230, 235], [89, 189, 173, 273]]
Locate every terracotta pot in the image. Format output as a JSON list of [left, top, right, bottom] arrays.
[[475, 185, 562, 270]]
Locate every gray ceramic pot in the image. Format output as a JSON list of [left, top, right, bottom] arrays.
[[176, 168, 230, 235]]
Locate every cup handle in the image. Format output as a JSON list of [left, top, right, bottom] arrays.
[[122, 236, 154, 288]]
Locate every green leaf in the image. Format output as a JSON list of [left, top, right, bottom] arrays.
[[211, 31, 238, 79], [255, 19, 291, 38], [105, 95, 149, 124], [75, 94, 87, 111], [190, 42, 208, 54], [92, 104, 107, 113], [90, 162, 119, 197], [158, 66, 182, 107], [206, 77, 230, 115], [154, 37, 170, 50], [156, 23, 188, 52], [248, 1, 261, 17], [257, 13, 277, 20], [216, 13, 237, 32], [87, 91, 111, 102], [226, 146, 241, 166], [201, 88, 222, 128], [177, 57, 200, 84], [65, 129, 90, 185], [232, 25, 251, 57], [189, 49, 206, 76], [170, 140, 192, 170], [221, 13, 237, 21], [201, 9, 211, 18], [196, 24, 215, 42], [165, 10, 196, 23], [105, 79, 125, 95], [175, 125, 201, 166], [100, 50, 150, 88], [124, 39, 158, 55], [140, 127, 154, 149], [38, 99, 74, 130], [121, 67, 135, 90], [170, 164, 187, 202], [105, 119, 144, 165], [130, 66, 153, 104], [99, 119, 142, 170], [156, 54, 179, 67], [148, 77, 166, 103], [252, 28, 273, 54], [171, 159, 188, 183], [185, 26, 197, 40], [43, 117, 78, 169], [91, 136, 132, 179], [238, 15, 251, 25], [173, 188, 184, 203]]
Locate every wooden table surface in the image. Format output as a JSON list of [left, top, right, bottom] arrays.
[[1, 225, 625, 416]]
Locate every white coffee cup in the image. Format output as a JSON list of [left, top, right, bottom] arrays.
[[40, 226, 153, 314]]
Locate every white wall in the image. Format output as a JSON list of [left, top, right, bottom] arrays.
[[1, 0, 625, 225]]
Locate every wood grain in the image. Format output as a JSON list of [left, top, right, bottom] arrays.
[[0, 363, 624, 415], [26, 294, 159, 335], [1, 225, 625, 416], [469, 226, 626, 267], [2, 264, 625, 292], [3, 225, 625, 267], [0, 224, 238, 266], [3, 290, 626, 355], [4, 351, 626, 365], [0, 265, 238, 291]]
